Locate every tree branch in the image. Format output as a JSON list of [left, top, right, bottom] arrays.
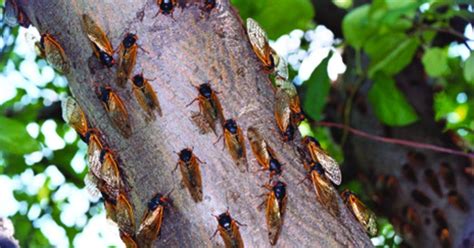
[[18, 0, 371, 247]]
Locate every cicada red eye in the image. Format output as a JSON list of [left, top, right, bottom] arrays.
[[156, 0, 178, 16], [188, 82, 224, 134], [40, 33, 70, 73], [176, 148, 203, 202], [61, 96, 88, 138], [264, 181, 287, 245], [132, 74, 162, 120], [302, 136, 341, 185], [96, 86, 132, 138], [306, 162, 339, 217], [212, 211, 244, 248], [247, 127, 276, 170], [116, 33, 138, 87], [246, 18, 274, 72], [223, 119, 247, 171], [137, 193, 170, 247], [82, 14, 115, 67], [341, 189, 377, 236]]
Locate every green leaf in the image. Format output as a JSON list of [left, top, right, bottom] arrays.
[[464, 53, 474, 84], [368, 36, 419, 77], [422, 47, 451, 77], [302, 56, 330, 120], [231, 0, 314, 39], [368, 75, 419, 126], [0, 116, 40, 155], [343, 4, 376, 49]]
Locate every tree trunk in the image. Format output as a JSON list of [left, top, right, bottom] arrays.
[[328, 56, 474, 248], [17, 0, 372, 247]]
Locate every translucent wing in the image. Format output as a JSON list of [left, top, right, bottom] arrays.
[[42, 34, 70, 73], [100, 151, 121, 190], [274, 56, 288, 80], [116, 194, 135, 235], [274, 88, 291, 134], [87, 136, 103, 176], [107, 92, 132, 138], [82, 14, 114, 54], [137, 206, 164, 247], [246, 18, 272, 67], [179, 159, 203, 202], [61, 96, 88, 136], [313, 147, 342, 185], [247, 127, 272, 169], [311, 171, 339, 217], [346, 193, 378, 236], [84, 172, 101, 199], [266, 192, 285, 245], [116, 44, 137, 87]]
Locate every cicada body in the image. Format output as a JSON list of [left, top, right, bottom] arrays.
[[97, 148, 122, 191], [85, 129, 104, 176], [137, 193, 170, 247], [213, 211, 244, 248], [157, 0, 178, 15], [176, 148, 203, 202], [246, 18, 274, 72], [120, 230, 138, 248], [115, 193, 136, 235], [264, 181, 287, 245], [439, 162, 456, 188], [276, 79, 304, 125], [96, 86, 132, 138], [203, 0, 216, 11], [247, 127, 276, 170], [437, 228, 451, 248], [223, 119, 247, 171], [61, 96, 88, 138], [82, 14, 115, 67], [424, 169, 442, 197], [306, 161, 339, 217], [341, 189, 377, 236], [39, 34, 70, 73], [274, 88, 295, 142], [116, 33, 138, 87], [302, 136, 341, 185], [447, 190, 469, 212], [189, 83, 224, 134], [132, 74, 162, 120]]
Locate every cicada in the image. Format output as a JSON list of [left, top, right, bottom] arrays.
[[437, 228, 451, 248], [274, 87, 295, 142], [341, 189, 377, 236], [411, 189, 431, 207], [61, 96, 88, 138], [132, 74, 162, 120], [120, 230, 138, 248], [115, 193, 136, 235], [304, 161, 339, 217], [85, 129, 104, 175], [82, 14, 115, 67], [401, 163, 417, 183], [447, 190, 469, 212], [439, 162, 456, 188], [96, 86, 132, 138], [137, 193, 170, 247], [276, 78, 304, 125], [212, 211, 244, 248], [203, 0, 216, 11], [156, 0, 177, 15], [274, 56, 289, 80], [263, 181, 287, 245], [302, 136, 341, 185], [97, 148, 122, 192], [246, 18, 275, 72], [176, 148, 203, 202], [187, 83, 224, 134], [116, 33, 138, 87], [223, 119, 247, 171], [432, 208, 447, 228], [247, 127, 277, 170], [424, 169, 442, 197], [38, 34, 70, 73]]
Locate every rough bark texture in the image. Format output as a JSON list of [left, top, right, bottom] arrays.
[[329, 57, 474, 248], [18, 0, 372, 247]]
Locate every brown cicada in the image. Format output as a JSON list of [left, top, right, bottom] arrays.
[[212, 211, 244, 248], [116, 33, 138, 87], [341, 189, 377, 236], [96, 86, 132, 138], [132, 74, 162, 120], [82, 14, 115, 67], [175, 148, 203, 202]]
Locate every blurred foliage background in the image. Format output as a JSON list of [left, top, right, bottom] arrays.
[[0, 0, 473, 247]]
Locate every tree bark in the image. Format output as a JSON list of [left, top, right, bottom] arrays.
[[328, 55, 474, 247], [18, 0, 372, 247]]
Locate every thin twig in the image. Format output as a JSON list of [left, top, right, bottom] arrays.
[[317, 121, 474, 159]]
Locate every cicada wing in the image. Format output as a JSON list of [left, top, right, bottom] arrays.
[[266, 193, 283, 245], [43, 35, 70, 73], [116, 194, 135, 235], [314, 148, 342, 185], [61, 96, 88, 136], [82, 14, 114, 54], [312, 171, 340, 217], [274, 88, 291, 133], [108, 93, 132, 137], [116, 44, 137, 87]]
